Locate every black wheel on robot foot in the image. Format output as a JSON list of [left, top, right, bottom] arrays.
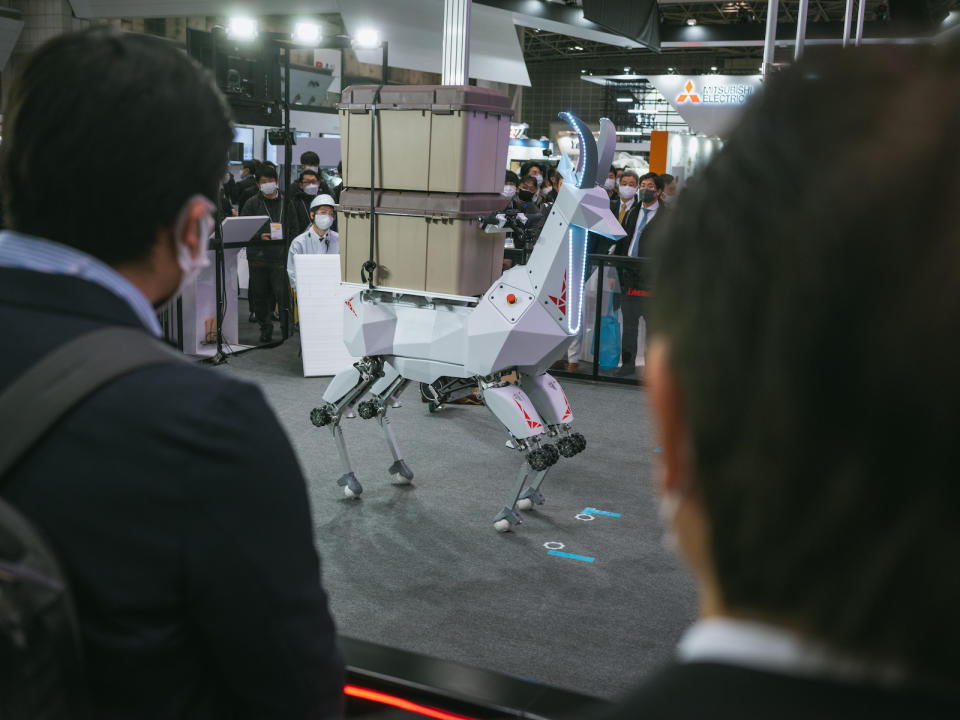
[[357, 400, 379, 420], [572, 433, 587, 453], [527, 449, 551, 472], [310, 407, 333, 427], [542, 443, 560, 466], [557, 436, 578, 458]]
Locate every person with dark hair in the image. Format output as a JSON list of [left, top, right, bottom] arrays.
[[241, 164, 288, 343], [602, 165, 617, 199], [516, 175, 539, 214], [659, 172, 677, 205], [520, 161, 546, 205], [609, 170, 667, 376], [0, 27, 343, 718], [286, 168, 324, 241], [233, 158, 260, 204], [286, 150, 330, 200], [602, 44, 960, 720], [503, 170, 521, 209]]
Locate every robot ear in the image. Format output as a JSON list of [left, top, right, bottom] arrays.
[[596, 118, 616, 182], [557, 111, 597, 189]]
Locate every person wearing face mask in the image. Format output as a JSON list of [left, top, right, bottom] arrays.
[[502, 170, 520, 209], [286, 169, 325, 242], [241, 165, 288, 343], [520, 161, 546, 206], [286, 151, 330, 201], [0, 28, 343, 719], [610, 170, 669, 376], [603, 166, 618, 199], [233, 158, 260, 205], [660, 173, 677, 205], [287, 194, 339, 295], [516, 176, 539, 214]]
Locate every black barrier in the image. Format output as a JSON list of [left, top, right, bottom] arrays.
[[504, 250, 653, 386]]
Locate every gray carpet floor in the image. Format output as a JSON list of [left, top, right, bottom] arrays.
[[211, 339, 698, 701]]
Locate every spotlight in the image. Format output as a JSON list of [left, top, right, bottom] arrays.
[[686, 18, 697, 26], [227, 16, 258, 41], [616, 97, 633, 103], [292, 21, 320, 44], [354, 28, 380, 49], [710, 66, 718, 72]]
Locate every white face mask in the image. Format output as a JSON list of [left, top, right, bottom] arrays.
[[303, 183, 320, 196], [533, 174, 543, 187], [603, 177, 616, 191], [619, 185, 638, 200], [260, 181, 278, 196], [502, 184, 517, 198], [166, 195, 215, 304], [314, 213, 334, 231]]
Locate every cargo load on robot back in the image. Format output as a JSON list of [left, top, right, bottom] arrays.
[[338, 189, 506, 297], [338, 85, 513, 194]]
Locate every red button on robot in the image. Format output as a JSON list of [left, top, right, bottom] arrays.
[[506, 293, 517, 305]]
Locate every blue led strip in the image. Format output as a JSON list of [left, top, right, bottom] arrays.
[[567, 225, 589, 334], [582, 507, 621, 518], [548, 550, 596, 563]]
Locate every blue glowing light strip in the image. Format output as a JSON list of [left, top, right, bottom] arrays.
[[548, 550, 596, 563], [568, 225, 588, 335]]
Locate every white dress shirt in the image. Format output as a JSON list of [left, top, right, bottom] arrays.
[[678, 617, 905, 687], [0, 230, 162, 335], [287, 225, 339, 292]]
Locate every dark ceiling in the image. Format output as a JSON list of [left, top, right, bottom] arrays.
[[522, 1, 959, 74]]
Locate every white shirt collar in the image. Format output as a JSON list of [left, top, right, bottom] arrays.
[[678, 617, 905, 687]]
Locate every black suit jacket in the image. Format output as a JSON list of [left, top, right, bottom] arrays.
[[611, 201, 669, 294], [0, 268, 343, 718], [599, 662, 960, 720], [587, 198, 639, 262]]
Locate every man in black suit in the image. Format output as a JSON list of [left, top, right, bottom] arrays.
[[602, 44, 960, 719], [0, 28, 343, 718], [609, 171, 667, 376]]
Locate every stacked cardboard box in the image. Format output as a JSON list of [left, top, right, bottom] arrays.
[[337, 85, 512, 296]]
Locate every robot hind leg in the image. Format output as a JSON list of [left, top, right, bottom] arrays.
[[356, 362, 414, 484]]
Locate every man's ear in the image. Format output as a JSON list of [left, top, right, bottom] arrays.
[[177, 197, 212, 260], [647, 337, 692, 498]]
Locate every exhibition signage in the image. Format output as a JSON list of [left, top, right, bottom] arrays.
[[646, 74, 762, 137]]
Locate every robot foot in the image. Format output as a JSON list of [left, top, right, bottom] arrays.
[[388, 459, 414, 484], [516, 486, 545, 511], [493, 506, 523, 533], [337, 472, 363, 498]]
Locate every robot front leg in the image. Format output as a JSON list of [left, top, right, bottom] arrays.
[[356, 361, 413, 484], [309, 358, 384, 497], [480, 381, 557, 532]]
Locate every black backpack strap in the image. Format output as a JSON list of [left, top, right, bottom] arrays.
[[0, 327, 185, 478]]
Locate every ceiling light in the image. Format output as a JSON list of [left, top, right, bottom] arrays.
[[710, 66, 718, 71], [292, 21, 320, 44], [572, 45, 583, 51], [616, 97, 633, 103], [227, 16, 258, 41], [686, 18, 697, 26], [354, 28, 380, 49], [623, 66, 630, 72]]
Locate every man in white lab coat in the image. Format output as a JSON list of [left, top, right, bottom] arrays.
[[287, 193, 339, 293]]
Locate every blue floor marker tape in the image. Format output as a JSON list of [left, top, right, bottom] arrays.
[[654, 446, 664, 453], [548, 550, 595, 563], [582, 507, 621, 518]]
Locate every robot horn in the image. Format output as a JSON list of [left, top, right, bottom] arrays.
[[557, 111, 598, 189]]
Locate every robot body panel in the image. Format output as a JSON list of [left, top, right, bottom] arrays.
[[482, 386, 546, 440], [520, 372, 574, 427]]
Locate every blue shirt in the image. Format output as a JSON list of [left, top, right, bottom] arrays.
[[0, 230, 162, 336]]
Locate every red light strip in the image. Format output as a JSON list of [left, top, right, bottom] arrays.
[[344, 684, 481, 720]]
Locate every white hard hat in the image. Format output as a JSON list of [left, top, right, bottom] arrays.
[[310, 193, 336, 210]]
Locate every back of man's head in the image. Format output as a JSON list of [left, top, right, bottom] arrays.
[[651, 44, 960, 689], [300, 151, 320, 167], [0, 27, 232, 267]]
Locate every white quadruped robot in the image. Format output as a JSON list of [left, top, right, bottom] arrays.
[[310, 113, 624, 532]]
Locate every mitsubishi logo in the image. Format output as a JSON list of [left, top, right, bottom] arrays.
[[676, 80, 701, 104]]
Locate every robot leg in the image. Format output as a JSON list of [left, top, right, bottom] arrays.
[[480, 382, 557, 532], [309, 358, 385, 497], [356, 362, 414, 483]]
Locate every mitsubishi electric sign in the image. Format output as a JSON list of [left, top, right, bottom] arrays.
[[647, 75, 763, 138]]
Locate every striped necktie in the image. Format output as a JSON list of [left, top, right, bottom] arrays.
[[618, 202, 629, 224]]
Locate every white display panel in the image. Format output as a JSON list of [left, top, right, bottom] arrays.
[[295, 255, 362, 377]]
